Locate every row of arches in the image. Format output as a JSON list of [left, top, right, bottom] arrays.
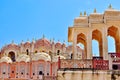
[[77, 26, 119, 58], [5, 49, 62, 63]]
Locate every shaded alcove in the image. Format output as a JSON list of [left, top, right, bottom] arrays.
[[107, 26, 118, 52], [92, 29, 103, 57], [8, 51, 16, 62], [77, 33, 87, 59]]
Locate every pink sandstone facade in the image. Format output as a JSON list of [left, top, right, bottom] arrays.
[[0, 5, 120, 80], [0, 37, 83, 80]]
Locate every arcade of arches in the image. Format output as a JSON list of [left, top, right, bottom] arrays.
[[68, 6, 120, 60], [68, 25, 120, 60]]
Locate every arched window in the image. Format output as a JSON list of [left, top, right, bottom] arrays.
[[57, 50, 60, 55], [108, 26, 118, 52], [26, 49, 29, 55], [92, 29, 102, 57], [71, 53, 73, 59], [35, 50, 38, 53], [38, 64, 44, 75], [77, 43, 84, 59], [77, 33, 86, 59], [8, 51, 16, 62]]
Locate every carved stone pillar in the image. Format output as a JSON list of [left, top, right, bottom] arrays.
[[102, 27, 108, 60], [116, 27, 120, 52], [86, 32, 92, 59], [72, 34, 77, 59]]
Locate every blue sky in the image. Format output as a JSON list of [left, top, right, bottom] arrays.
[[0, 0, 118, 54]]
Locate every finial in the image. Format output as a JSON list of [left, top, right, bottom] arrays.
[[32, 38, 35, 42], [108, 4, 112, 9], [4, 43, 7, 46], [32, 38, 34, 41], [12, 40, 14, 44], [27, 38, 29, 42], [21, 40, 24, 44], [42, 34, 45, 39], [34, 38, 37, 42], [53, 38, 54, 42], [50, 38, 52, 42], [80, 12, 82, 16], [84, 11, 86, 16], [94, 8, 96, 13]]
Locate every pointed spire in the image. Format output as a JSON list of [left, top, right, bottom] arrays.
[[27, 38, 29, 42], [12, 40, 14, 44], [4, 43, 7, 46], [32, 38, 34, 41], [34, 38, 37, 42], [42, 34, 45, 39], [84, 11, 86, 16], [80, 12, 82, 16], [108, 4, 112, 9], [21, 40, 24, 44], [32, 38, 35, 43], [52, 38, 55, 44], [94, 8, 97, 13], [63, 40, 65, 43], [50, 38, 52, 43], [53, 38, 55, 42]]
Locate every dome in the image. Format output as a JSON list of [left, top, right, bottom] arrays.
[[35, 38, 51, 49], [55, 42, 62, 48], [53, 55, 66, 62], [66, 45, 72, 51], [1, 43, 20, 53], [16, 54, 30, 62], [23, 42, 31, 48], [0, 56, 12, 63], [32, 52, 51, 61]]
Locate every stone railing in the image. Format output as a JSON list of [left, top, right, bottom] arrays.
[[59, 59, 109, 70], [60, 59, 93, 69]]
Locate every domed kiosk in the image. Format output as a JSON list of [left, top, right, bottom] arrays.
[[16, 54, 30, 62], [0, 56, 12, 63], [32, 52, 51, 61]]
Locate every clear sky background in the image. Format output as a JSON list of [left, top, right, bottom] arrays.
[[0, 0, 119, 55]]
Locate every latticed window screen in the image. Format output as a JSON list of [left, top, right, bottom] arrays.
[[37, 64, 44, 75], [20, 65, 25, 75], [47, 63, 50, 75], [2, 64, 6, 74]]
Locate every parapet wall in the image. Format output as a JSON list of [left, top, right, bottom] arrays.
[[74, 8, 120, 27]]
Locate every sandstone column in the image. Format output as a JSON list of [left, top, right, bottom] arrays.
[[102, 27, 108, 60], [73, 33, 77, 59], [86, 31, 92, 59]]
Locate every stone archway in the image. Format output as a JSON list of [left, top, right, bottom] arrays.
[[8, 51, 16, 62], [77, 33, 87, 59], [92, 29, 103, 57], [108, 26, 119, 52]]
